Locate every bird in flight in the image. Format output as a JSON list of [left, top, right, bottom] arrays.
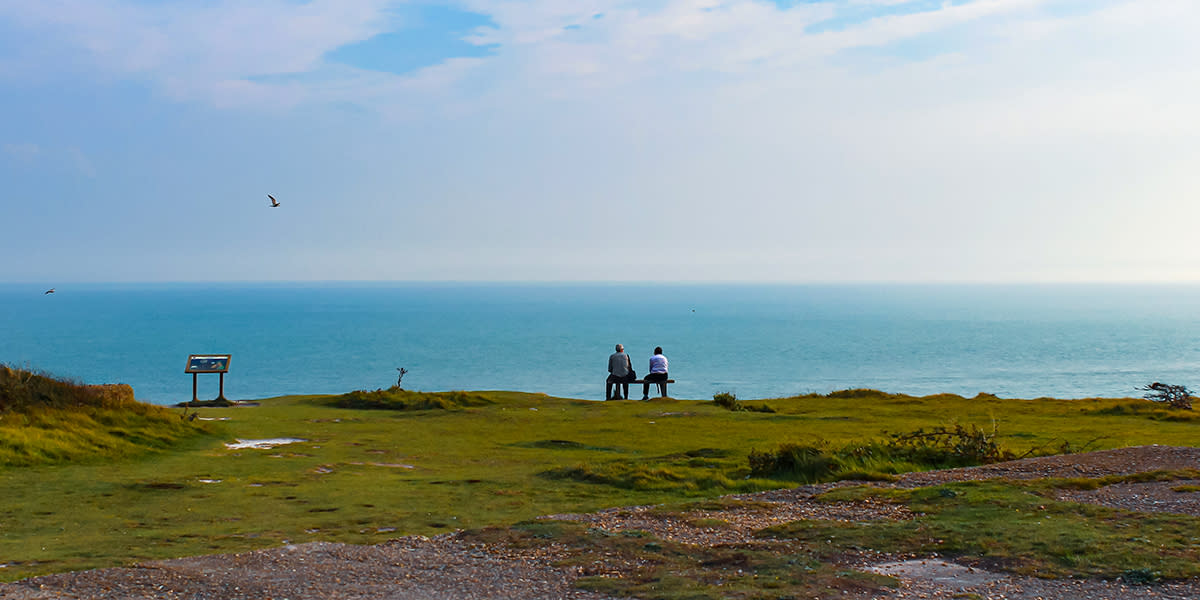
[[267, 194, 280, 207], [44, 288, 55, 294]]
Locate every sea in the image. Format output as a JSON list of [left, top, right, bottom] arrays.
[[2, 282, 1199, 405]]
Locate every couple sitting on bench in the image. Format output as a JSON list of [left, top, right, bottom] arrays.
[[606, 344, 670, 400]]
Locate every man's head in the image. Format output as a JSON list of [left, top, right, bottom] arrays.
[[654, 346, 663, 355], [616, 344, 624, 352]]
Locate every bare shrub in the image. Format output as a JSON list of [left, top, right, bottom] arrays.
[[1139, 382, 1194, 410]]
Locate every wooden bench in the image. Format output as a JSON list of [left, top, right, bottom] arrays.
[[608, 378, 676, 399]]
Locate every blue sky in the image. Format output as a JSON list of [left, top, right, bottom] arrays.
[[1, 0, 1198, 283]]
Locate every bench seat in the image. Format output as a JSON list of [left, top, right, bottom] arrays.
[[608, 379, 675, 399]]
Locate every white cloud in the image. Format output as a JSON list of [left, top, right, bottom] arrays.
[[3, 142, 41, 159], [0, 0, 1109, 111], [0, 0, 397, 105], [66, 146, 96, 177], [2, 143, 96, 176]]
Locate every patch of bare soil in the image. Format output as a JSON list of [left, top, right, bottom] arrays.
[[1, 445, 1197, 600]]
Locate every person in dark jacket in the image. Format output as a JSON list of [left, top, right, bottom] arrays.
[[606, 343, 632, 400]]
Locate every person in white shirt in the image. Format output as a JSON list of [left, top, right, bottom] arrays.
[[642, 346, 669, 400]]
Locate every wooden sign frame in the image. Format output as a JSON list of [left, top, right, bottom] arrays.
[[185, 354, 231, 402]]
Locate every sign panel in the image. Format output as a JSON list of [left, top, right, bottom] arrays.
[[185, 354, 231, 374]]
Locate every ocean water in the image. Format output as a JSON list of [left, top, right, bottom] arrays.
[[2, 282, 1199, 404]]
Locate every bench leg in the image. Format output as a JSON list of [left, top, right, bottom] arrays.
[[658, 382, 667, 397]]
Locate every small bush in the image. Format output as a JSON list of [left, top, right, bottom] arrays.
[[1138, 383, 1194, 410], [882, 424, 1015, 468], [712, 392, 773, 413], [825, 389, 895, 400], [712, 392, 743, 411], [330, 387, 492, 411]]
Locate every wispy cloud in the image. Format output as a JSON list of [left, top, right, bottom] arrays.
[[2, 142, 96, 176], [65, 146, 96, 177], [0, 0, 396, 105], [2, 142, 41, 159], [0, 0, 1134, 112]]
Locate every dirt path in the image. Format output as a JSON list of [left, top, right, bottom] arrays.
[[2, 445, 1198, 600]]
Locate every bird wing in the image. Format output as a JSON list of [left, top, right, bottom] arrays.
[[267, 194, 278, 205]]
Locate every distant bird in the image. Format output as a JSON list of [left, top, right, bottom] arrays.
[[267, 194, 280, 207], [44, 288, 55, 295]]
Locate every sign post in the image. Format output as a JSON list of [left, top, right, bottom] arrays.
[[184, 354, 232, 403]]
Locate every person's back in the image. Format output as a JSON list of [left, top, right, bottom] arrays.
[[642, 346, 669, 400], [606, 344, 631, 400], [609, 350, 630, 378], [648, 352, 667, 374]]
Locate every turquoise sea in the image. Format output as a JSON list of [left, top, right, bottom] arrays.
[[2, 283, 1199, 404]]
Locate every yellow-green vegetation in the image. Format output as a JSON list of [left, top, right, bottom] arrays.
[[760, 476, 1200, 581], [0, 366, 211, 466], [1052, 470, 1200, 490], [330, 387, 493, 411], [0, 384, 1197, 585]]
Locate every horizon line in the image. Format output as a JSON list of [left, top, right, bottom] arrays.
[[5, 279, 1200, 286]]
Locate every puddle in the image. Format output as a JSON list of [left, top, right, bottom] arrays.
[[198, 417, 231, 421], [865, 560, 1002, 588], [197, 479, 222, 484], [225, 438, 306, 450]]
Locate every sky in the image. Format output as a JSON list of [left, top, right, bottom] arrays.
[[1, 0, 1198, 283]]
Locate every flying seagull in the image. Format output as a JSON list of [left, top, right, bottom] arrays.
[[267, 194, 280, 207], [44, 288, 55, 294]]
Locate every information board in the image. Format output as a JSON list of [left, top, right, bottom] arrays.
[[185, 354, 231, 374]]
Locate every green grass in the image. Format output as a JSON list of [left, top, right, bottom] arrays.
[[0, 385, 1197, 583]]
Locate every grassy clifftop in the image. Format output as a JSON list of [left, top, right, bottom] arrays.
[[0, 365, 211, 466]]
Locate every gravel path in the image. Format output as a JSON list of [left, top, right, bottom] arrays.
[[0, 537, 617, 600], [2, 445, 1197, 600]]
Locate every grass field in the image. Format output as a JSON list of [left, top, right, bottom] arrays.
[[0, 381, 1197, 583]]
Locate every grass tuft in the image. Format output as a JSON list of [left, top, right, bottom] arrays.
[[747, 424, 1024, 483], [541, 462, 749, 493], [1, 364, 133, 411], [327, 387, 492, 411], [0, 365, 210, 467], [1085, 401, 1199, 422]]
